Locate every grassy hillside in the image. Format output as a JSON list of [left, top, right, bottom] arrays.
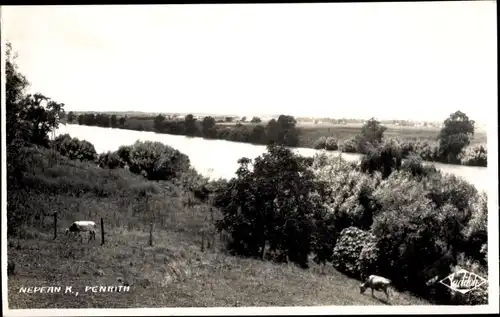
[[7, 147, 430, 308]]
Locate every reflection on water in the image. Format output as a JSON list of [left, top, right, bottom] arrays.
[[54, 124, 489, 193]]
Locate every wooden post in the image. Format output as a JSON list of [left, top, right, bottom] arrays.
[[149, 222, 153, 246], [201, 230, 205, 252], [53, 212, 57, 240], [101, 218, 105, 245]]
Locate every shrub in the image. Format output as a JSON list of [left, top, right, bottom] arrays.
[[401, 153, 437, 178], [414, 140, 440, 161], [53, 135, 98, 162], [340, 137, 358, 153], [360, 139, 402, 178], [313, 136, 327, 150], [422, 173, 479, 255], [116, 145, 133, 165], [398, 139, 440, 162], [311, 151, 330, 169], [127, 141, 191, 181], [459, 144, 487, 167], [52, 134, 72, 150], [315, 155, 382, 233], [324, 137, 339, 151], [312, 154, 380, 265], [371, 171, 452, 295], [357, 236, 380, 280], [332, 227, 376, 278], [98, 151, 124, 169], [462, 192, 487, 263]]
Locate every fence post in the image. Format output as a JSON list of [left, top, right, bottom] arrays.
[[53, 212, 57, 240], [201, 230, 205, 252], [101, 218, 105, 245], [149, 222, 153, 246], [209, 208, 215, 248]]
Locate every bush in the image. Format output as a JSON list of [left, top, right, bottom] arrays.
[[401, 153, 437, 178], [360, 139, 402, 178], [370, 170, 486, 303], [52, 134, 72, 150], [462, 192, 487, 263], [98, 151, 124, 169], [371, 172, 450, 293], [340, 137, 358, 153], [313, 136, 327, 150], [422, 173, 479, 255], [324, 137, 339, 151], [357, 236, 380, 280], [116, 145, 133, 165], [127, 141, 191, 181], [459, 144, 487, 167], [53, 134, 98, 162], [332, 227, 376, 278], [315, 155, 382, 232]]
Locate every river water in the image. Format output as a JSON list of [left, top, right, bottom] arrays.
[[54, 124, 489, 193]]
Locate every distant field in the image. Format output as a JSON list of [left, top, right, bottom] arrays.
[[218, 121, 488, 147]]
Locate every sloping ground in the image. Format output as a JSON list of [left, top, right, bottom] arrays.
[[7, 148, 430, 308], [7, 230, 429, 308]]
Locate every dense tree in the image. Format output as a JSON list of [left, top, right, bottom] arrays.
[[249, 125, 267, 144], [110, 114, 118, 128], [6, 42, 65, 148], [438, 111, 475, 163], [184, 114, 199, 136], [250, 116, 262, 123], [360, 139, 402, 179], [264, 115, 299, 146], [202, 116, 217, 139], [67, 111, 75, 123], [214, 145, 329, 268], [153, 114, 166, 132], [265, 119, 281, 144], [360, 118, 387, 146], [5, 43, 30, 147]]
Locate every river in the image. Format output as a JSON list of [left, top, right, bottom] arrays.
[[53, 124, 489, 193]]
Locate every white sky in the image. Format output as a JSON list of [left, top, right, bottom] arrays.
[[1, 3, 497, 123]]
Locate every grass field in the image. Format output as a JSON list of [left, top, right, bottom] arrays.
[[7, 147, 430, 308], [300, 122, 487, 146], [218, 121, 487, 148]]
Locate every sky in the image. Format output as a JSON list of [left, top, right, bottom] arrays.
[[1, 2, 497, 123]]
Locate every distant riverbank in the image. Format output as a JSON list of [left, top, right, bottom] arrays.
[[69, 113, 487, 168], [54, 124, 489, 193]]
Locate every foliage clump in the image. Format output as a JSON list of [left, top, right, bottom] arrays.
[[332, 227, 376, 279]]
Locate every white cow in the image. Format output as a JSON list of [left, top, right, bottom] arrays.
[[360, 275, 392, 300], [65, 221, 97, 243]]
